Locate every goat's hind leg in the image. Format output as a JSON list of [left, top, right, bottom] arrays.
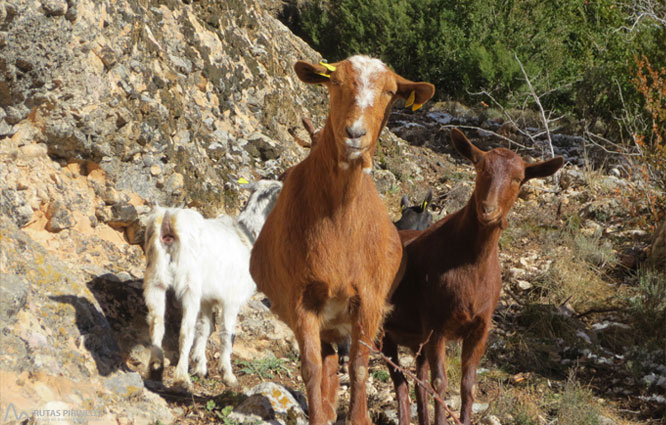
[[426, 335, 449, 425], [382, 337, 411, 425], [321, 341, 339, 423], [144, 284, 167, 381], [348, 318, 375, 425], [415, 352, 431, 425], [191, 302, 214, 378], [173, 291, 200, 390], [218, 302, 241, 386]]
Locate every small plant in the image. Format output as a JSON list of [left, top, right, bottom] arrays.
[[628, 265, 666, 342], [555, 371, 600, 425], [490, 384, 540, 425], [370, 369, 390, 383], [236, 353, 289, 380]]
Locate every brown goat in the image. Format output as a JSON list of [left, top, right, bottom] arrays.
[[250, 55, 434, 425], [382, 128, 564, 425]]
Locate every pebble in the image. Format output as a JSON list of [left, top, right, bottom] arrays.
[[150, 164, 161, 176]]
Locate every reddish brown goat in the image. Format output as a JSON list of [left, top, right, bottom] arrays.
[[250, 55, 434, 425], [382, 128, 564, 425]]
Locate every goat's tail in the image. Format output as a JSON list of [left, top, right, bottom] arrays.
[[160, 211, 176, 246]]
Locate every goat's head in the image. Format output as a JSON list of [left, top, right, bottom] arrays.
[[395, 189, 433, 231], [295, 55, 435, 169], [451, 128, 563, 229], [238, 180, 283, 240]]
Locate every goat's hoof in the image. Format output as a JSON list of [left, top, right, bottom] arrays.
[[193, 366, 207, 379], [173, 373, 193, 391], [222, 373, 238, 387]]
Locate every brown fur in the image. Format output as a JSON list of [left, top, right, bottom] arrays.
[[250, 56, 434, 425], [382, 128, 564, 425]]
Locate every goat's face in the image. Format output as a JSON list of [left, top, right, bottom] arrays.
[[451, 128, 564, 228], [295, 56, 435, 169]]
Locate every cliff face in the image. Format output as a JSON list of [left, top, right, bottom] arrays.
[[1, 0, 330, 219]]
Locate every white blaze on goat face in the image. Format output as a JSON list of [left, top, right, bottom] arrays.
[[349, 55, 386, 110]]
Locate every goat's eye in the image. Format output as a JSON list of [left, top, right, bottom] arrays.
[[513, 177, 522, 184], [385, 90, 396, 96]]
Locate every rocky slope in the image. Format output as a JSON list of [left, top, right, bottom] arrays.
[[1, 1, 664, 425]]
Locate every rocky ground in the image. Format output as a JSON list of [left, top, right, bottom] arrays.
[[1, 1, 664, 425]]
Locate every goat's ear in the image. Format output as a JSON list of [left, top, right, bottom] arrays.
[[524, 156, 565, 182], [450, 128, 484, 164], [400, 195, 409, 209], [295, 61, 334, 85], [422, 189, 433, 208], [395, 75, 435, 111]]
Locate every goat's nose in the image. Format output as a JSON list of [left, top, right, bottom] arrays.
[[346, 126, 366, 139], [482, 202, 496, 215]]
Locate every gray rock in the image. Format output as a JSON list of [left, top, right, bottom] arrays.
[[0, 273, 29, 324], [0, 120, 13, 137], [103, 371, 144, 397], [482, 415, 502, 425], [1, 189, 33, 227], [245, 382, 308, 425], [232, 393, 276, 420], [107, 203, 138, 228], [41, 0, 68, 16], [46, 200, 74, 232], [598, 415, 618, 425], [246, 134, 282, 161]]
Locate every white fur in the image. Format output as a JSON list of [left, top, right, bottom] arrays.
[[143, 180, 282, 389], [349, 55, 386, 110]]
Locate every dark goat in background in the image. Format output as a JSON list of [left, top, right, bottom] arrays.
[[382, 128, 563, 425]]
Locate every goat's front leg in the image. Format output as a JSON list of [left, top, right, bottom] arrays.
[[218, 302, 241, 386], [382, 337, 411, 425], [295, 313, 327, 425], [427, 335, 449, 425], [144, 285, 167, 381], [348, 321, 372, 425], [173, 290, 200, 390], [321, 342, 339, 423], [460, 325, 488, 425], [191, 302, 214, 378]]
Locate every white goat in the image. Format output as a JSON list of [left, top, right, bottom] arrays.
[[143, 180, 282, 389]]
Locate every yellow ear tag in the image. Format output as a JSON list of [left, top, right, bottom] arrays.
[[421, 200, 428, 210], [412, 103, 423, 112], [319, 61, 337, 72], [315, 72, 331, 78], [405, 90, 415, 107], [238, 177, 249, 184]]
